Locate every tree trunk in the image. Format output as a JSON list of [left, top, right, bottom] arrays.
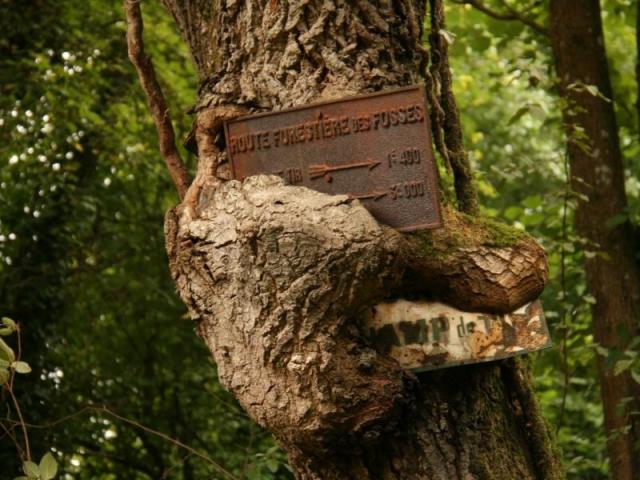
[[549, 1, 640, 479], [159, 1, 561, 478]]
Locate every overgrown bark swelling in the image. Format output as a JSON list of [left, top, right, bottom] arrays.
[[159, 0, 560, 478], [549, 2, 640, 479]]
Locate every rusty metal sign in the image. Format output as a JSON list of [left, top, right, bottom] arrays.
[[365, 300, 552, 371], [224, 85, 442, 231]]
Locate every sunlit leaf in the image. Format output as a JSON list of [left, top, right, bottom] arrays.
[[39, 453, 58, 480]]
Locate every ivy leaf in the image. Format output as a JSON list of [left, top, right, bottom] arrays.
[[12, 361, 32, 374], [39, 453, 58, 480]]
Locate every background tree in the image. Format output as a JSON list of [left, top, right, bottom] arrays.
[[452, 1, 640, 478]]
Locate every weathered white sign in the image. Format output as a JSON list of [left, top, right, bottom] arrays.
[[365, 300, 551, 371]]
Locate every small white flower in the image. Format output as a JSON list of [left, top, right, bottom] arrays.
[[38, 155, 47, 163], [47, 49, 54, 56], [62, 51, 71, 61], [52, 163, 61, 171], [25, 110, 33, 118], [65, 152, 74, 160], [93, 49, 101, 57], [50, 185, 57, 192], [33, 210, 40, 218], [23, 206, 30, 214], [42, 114, 50, 122], [27, 147, 34, 154], [38, 189, 44, 196], [32, 234, 38, 241], [74, 65, 83, 73], [8, 233, 16, 240], [19, 153, 26, 161], [5, 257, 12, 266], [9, 155, 18, 165], [16, 124, 26, 134], [0, 235, 5, 242], [0, 118, 4, 126], [103, 177, 112, 187], [10, 110, 17, 118]]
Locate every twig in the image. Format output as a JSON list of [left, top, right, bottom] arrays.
[[124, 0, 191, 200], [6, 325, 31, 462], [556, 149, 571, 434], [91, 404, 239, 480], [451, 0, 548, 35], [8, 388, 31, 462]]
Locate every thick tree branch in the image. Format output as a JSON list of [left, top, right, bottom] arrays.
[[452, 0, 548, 35], [124, 0, 191, 200]]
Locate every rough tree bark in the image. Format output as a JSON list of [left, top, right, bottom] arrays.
[[549, 2, 640, 479], [147, 1, 562, 478]]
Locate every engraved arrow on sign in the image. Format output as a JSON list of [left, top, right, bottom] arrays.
[[349, 190, 388, 201], [309, 159, 381, 180]]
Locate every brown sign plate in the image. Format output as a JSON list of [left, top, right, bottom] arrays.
[[224, 85, 442, 231]]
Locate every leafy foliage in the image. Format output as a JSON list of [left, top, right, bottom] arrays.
[[0, 0, 289, 478], [448, 2, 639, 478]]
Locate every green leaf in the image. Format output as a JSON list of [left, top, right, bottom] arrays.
[[605, 212, 628, 228], [595, 345, 609, 357], [439, 29, 456, 45], [14, 476, 29, 480], [12, 361, 32, 374], [508, 106, 529, 125], [39, 453, 58, 480], [504, 206, 522, 221], [632, 370, 640, 385], [266, 458, 279, 473], [2, 317, 17, 330], [614, 359, 634, 376], [0, 369, 10, 386], [0, 327, 13, 336], [585, 84, 599, 97], [0, 338, 15, 362], [23, 460, 40, 478]]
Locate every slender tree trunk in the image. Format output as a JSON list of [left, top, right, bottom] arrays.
[[157, 1, 561, 478], [549, 2, 640, 479]]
